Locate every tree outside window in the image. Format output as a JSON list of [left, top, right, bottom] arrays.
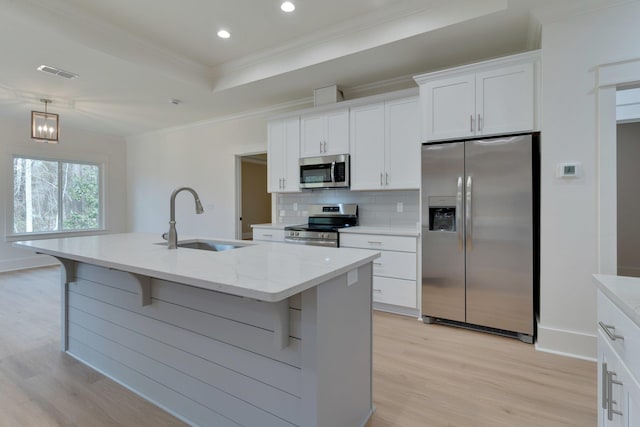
[[13, 157, 101, 234]]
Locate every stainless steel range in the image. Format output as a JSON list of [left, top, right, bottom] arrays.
[[285, 204, 358, 248]]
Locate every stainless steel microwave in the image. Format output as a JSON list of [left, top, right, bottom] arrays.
[[299, 154, 350, 189]]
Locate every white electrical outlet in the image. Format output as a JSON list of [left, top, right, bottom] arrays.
[[279, 210, 286, 217], [397, 202, 404, 213]]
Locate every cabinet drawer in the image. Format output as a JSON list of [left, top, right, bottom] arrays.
[[373, 251, 416, 281], [372, 277, 416, 308], [252, 229, 285, 242], [340, 233, 416, 252], [598, 290, 640, 380]]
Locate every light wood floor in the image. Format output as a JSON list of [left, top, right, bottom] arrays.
[[0, 267, 596, 427]]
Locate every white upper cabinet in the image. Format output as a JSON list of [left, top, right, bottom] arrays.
[[421, 74, 475, 141], [350, 97, 420, 190], [415, 51, 539, 142], [300, 109, 349, 158], [267, 117, 300, 193]]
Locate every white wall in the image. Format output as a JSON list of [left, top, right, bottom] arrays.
[[617, 122, 640, 277], [0, 119, 127, 271], [126, 116, 269, 239], [537, 1, 640, 359]]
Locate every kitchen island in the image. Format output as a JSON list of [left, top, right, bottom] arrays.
[[15, 233, 379, 427]]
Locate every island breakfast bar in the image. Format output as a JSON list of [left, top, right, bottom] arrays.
[[14, 233, 380, 427]]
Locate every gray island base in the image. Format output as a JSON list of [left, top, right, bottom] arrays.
[[15, 233, 378, 427]]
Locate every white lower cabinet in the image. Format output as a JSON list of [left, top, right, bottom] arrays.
[[341, 232, 418, 316], [597, 289, 640, 427], [252, 227, 285, 242]]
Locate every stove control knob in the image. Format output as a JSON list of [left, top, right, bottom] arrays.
[[295, 231, 300, 237]]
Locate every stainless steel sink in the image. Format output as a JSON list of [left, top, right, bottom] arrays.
[[155, 239, 248, 252]]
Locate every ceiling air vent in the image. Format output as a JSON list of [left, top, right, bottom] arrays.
[[37, 65, 79, 79]]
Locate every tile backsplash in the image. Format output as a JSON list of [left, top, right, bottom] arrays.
[[277, 189, 419, 228]]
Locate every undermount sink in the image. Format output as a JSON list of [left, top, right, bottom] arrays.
[[156, 239, 248, 252]]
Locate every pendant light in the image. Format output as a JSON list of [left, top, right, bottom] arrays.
[[31, 99, 59, 143]]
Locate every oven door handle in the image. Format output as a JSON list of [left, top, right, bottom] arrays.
[[331, 162, 336, 184]]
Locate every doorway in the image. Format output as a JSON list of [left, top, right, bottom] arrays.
[[237, 153, 270, 240], [597, 60, 640, 275], [616, 87, 640, 277]]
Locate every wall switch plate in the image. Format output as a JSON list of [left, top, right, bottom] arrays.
[[279, 210, 286, 217], [397, 202, 404, 213]]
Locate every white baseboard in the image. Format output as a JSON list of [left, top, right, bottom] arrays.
[[535, 323, 597, 361], [0, 255, 58, 273]]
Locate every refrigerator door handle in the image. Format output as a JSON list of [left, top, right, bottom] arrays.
[[466, 175, 473, 250], [456, 176, 463, 251]]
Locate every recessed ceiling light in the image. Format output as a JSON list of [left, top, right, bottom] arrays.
[[281, 1, 295, 12], [217, 29, 231, 39]]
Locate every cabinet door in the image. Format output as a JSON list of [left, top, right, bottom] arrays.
[[282, 117, 300, 192], [300, 114, 325, 158], [350, 103, 385, 190], [324, 109, 350, 155], [599, 333, 625, 427], [385, 97, 420, 189], [627, 369, 640, 427], [420, 74, 475, 141], [476, 63, 534, 136], [267, 120, 286, 193]]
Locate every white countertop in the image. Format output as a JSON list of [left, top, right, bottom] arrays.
[[594, 274, 640, 327], [339, 226, 420, 237], [14, 233, 379, 303]]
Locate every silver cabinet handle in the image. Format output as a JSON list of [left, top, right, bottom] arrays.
[[456, 177, 463, 251], [263, 234, 273, 237], [465, 176, 473, 250], [367, 241, 382, 245], [470, 114, 474, 132], [319, 141, 322, 153], [602, 362, 608, 410], [599, 321, 624, 341], [282, 177, 286, 189], [380, 172, 383, 186], [323, 141, 327, 152], [478, 114, 482, 132], [373, 288, 382, 293], [607, 369, 624, 420], [373, 262, 383, 266], [385, 172, 389, 185]]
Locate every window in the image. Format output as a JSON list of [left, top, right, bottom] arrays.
[[12, 156, 102, 234]]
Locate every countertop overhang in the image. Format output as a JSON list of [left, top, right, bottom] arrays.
[[14, 233, 380, 302], [594, 274, 640, 327]]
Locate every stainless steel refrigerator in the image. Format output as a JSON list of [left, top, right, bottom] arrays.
[[421, 134, 537, 343]]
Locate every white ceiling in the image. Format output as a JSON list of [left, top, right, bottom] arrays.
[[0, 0, 616, 137]]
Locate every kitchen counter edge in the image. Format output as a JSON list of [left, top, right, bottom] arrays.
[[593, 274, 640, 327]]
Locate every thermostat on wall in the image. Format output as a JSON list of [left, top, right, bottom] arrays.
[[556, 162, 582, 178]]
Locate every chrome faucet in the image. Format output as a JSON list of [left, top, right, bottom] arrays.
[[164, 187, 204, 249]]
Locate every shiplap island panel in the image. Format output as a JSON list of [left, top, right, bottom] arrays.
[[15, 233, 378, 427]]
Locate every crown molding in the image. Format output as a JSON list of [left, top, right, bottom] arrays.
[[128, 97, 314, 140], [210, 0, 507, 93]]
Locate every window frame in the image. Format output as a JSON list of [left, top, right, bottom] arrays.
[[7, 154, 106, 239]]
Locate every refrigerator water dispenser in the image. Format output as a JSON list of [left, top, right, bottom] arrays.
[[428, 196, 456, 232]]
